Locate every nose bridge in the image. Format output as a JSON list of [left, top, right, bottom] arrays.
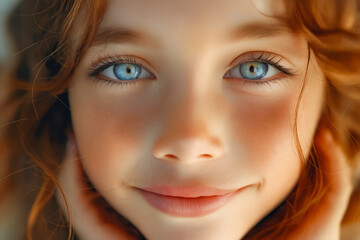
[[163, 62, 217, 138], [152, 72, 224, 164], [164, 48, 217, 132], [169, 81, 207, 137]]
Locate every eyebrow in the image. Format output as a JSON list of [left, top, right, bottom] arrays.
[[229, 21, 292, 40], [90, 21, 292, 47], [90, 28, 155, 47]]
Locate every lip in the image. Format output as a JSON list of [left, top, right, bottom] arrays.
[[136, 185, 245, 217]]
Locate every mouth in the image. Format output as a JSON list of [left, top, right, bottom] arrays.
[[135, 186, 246, 217]]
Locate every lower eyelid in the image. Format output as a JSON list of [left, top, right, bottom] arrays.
[[94, 74, 141, 87], [224, 71, 289, 85], [237, 75, 290, 90]]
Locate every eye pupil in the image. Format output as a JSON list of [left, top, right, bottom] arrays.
[[249, 65, 255, 73]]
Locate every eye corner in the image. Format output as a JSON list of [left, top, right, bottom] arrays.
[[148, 72, 157, 80], [223, 71, 231, 79]]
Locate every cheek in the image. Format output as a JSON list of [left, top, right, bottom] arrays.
[[297, 73, 325, 153], [227, 73, 324, 206], [69, 85, 156, 190], [227, 92, 303, 212], [228, 69, 324, 174], [229, 93, 298, 174]]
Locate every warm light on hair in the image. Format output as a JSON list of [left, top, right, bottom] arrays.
[[0, 0, 359, 239]]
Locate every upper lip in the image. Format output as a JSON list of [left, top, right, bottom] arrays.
[[137, 185, 241, 198]]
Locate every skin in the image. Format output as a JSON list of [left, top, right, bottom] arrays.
[[57, 0, 351, 239], [58, 126, 351, 240]]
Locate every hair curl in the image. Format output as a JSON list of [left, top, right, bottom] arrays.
[[1, 0, 360, 239]]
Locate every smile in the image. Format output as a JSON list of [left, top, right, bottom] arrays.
[[135, 186, 246, 217]]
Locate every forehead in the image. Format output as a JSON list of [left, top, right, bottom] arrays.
[[99, 0, 288, 44]]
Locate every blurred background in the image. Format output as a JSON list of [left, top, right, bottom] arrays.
[[0, 1, 21, 240], [0, 0, 19, 63]]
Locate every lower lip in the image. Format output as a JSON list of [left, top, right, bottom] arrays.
[[137, 189, 241, 217]]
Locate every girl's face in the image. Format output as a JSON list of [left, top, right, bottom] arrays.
[[69, 0, 325, 238]]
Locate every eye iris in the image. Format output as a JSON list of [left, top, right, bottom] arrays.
[[113, 63, 141, 80], [240, 62, 268, 80]]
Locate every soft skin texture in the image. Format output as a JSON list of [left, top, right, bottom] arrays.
[[68, 0, 325, 239]]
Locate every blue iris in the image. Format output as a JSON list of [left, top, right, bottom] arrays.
[[113, 63, 141, 80], [240, 62, 268, 80]]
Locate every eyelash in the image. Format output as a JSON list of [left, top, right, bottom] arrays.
[[88, 52, 294, 87], [89, 55, 147, 87], [230, 52, 293, 87]]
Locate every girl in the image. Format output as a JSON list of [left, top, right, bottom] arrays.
[[1, 0, 360, 239]]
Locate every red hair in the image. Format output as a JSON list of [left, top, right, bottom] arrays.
[[1, 0, 360, 239]]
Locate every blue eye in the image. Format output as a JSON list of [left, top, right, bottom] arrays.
[[225, 61, 280, 80], [240, 62, 268, 80], [102, 63, 153, 81], [114, 63, 141, 80]]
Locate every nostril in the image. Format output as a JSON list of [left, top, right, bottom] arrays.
[[198, 154, 213, 158], [164, 154, 178, 159]]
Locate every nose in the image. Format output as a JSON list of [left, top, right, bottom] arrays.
[[152, 90, 224, 164], [153, 133, 224, 163]]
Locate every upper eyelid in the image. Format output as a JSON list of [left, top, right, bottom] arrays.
[[88, 55, 157, 77], [225, 51, 292, 70]]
